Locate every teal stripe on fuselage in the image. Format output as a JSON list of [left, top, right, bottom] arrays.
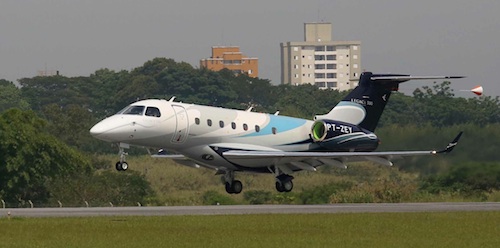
[[241, 114, 307, 137]]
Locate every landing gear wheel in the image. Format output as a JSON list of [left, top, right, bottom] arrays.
[[225, 182, 233, 194], [275, 182, 285, 192], [283, 180, 293, 192], [115, 162, 128, 171], [231, 180, 243, 194], [225, 180, 243, 194], [275, 180, 293, 193]]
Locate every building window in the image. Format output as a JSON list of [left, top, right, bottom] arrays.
[[314, 55, 325, 60], [294, 65, 299, 69], [315, 64, 325, 70], [315, 82, 326, 87], [294, 56, 298, 60], [353, 55, 358, 59], [326, 64, 336, 69], [315, 73, 325, 79], [195, 118, 200, 125], [231, 122, 236, 129], [353, 46, 358, 50], [315, 46, 325, 51], [326, 55, 336, 60], [327, 82, 337, 88], [219, 121, 224, 128], [327, 73, 337, 78], [308, 55, 313, 60], [293, 47, 298, 51], [353, 64, 358, 69], [243, 124, 248, 131], [207, 119, 212, 126], [326, 46, 335, 51], [294, 74, 299, 78]]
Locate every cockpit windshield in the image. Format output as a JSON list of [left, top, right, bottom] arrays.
[[116, 105, 161, 117], [120, 105, 145, 115]]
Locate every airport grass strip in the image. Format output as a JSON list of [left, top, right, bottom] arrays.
[[1, 212, 499, 247]]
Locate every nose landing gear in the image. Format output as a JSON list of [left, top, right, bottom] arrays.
[[115, 143, 129, 171]]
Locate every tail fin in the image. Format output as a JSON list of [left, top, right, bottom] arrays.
[[315, 72, 464, 132]]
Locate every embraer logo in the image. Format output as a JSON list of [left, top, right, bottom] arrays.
[[202, 154, 214, 160]]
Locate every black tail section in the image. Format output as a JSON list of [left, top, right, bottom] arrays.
[[342, 72, 407, 132], [317, 72, 463, 132]]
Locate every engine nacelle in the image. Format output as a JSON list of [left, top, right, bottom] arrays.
[[311, 119, 379, 151]]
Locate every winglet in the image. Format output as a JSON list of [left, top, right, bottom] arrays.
[[436, 131, 463, 154]]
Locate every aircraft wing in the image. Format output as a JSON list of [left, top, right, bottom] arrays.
[[223, 132, 463, 171]]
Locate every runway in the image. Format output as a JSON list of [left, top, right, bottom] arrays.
[[1, 202, 499, 218]]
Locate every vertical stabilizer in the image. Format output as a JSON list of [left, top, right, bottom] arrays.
[[315, 72, 403, 132]]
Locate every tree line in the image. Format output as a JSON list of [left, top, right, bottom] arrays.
[[0, 57, 499, 206]]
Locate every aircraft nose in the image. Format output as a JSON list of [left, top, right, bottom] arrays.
[[89, 121, 107, 137]]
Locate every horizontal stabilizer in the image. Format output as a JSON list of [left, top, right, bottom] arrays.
[[371, 75, 465, 84]]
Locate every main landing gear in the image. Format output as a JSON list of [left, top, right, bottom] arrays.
[[275, 174, 294, 193], [115, 144, 129, 171], [222, 171, 242, 194]]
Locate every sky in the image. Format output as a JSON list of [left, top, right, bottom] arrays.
[[1, 0, 499, 96]]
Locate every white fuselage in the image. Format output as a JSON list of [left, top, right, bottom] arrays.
[[90, 99, 317, 171]]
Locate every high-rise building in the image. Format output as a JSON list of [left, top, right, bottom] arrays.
[[200, 46, 258, 77], [280, 23, 361, 90]]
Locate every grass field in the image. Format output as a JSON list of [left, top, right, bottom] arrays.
[[1, 212, 499, 247]]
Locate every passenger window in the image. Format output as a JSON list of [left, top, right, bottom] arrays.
[[255, 125, 260, 132], [207, 119, 212, 126], [219, 121, 224, 128], [272, 127, 277, 135], [231, 122, 236, 129], [243, 124, 248, 131], [195, 118, 200, 125], [145, 107, 161, 117], [122, 105, 145, 115]]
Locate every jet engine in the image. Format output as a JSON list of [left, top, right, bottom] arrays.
[[311, 120, 379, 151]]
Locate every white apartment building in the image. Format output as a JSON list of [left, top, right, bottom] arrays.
[[280, 23, 361, 91]]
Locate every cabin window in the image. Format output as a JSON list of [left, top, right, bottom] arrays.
[[145, 107, 161, 117], [122, 105, 145, 115], [219, 121, 224, 128], [243, 124, 248, 131], [207, 119, 212, 126], [195, 118, 200, 125], [255, 125, 260, 132], [272, 127, 277, 135], [231, 122, 236, 129]]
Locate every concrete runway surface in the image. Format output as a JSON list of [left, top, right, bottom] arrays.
[[1, 202, 499, 218]]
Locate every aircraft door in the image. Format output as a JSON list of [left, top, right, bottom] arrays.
[[171, 105, 189, 143]]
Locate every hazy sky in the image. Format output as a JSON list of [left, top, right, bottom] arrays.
[[1, 0, 499, 96]]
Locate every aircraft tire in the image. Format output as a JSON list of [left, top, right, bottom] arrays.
[[115, 162, 122, 171], [115, 162, 128, 171], [231, 180, 243, 194], [275, 182, 285, 192], [283, 180, 293, 192], [121, 162, 128, 171], [225, 182, 233, 194], [276, 180, 293, 193]]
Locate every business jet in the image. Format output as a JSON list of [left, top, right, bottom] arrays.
[[90, 72, 463, 194]]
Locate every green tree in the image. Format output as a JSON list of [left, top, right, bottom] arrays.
[[0, 80, 30, 112], [0, 109, 92, 205]]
